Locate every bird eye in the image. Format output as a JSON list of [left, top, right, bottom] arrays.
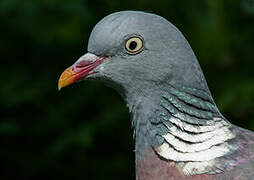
[[125, 37, 143, 54]]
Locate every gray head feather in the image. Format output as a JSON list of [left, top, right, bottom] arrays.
[[87, 11, 210, 102]]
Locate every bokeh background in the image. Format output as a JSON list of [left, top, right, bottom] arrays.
[[1, 0, 254, 179]]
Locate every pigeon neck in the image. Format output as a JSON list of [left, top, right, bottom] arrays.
[[125, 84, 236, 175], [124, 84, 163, 158]]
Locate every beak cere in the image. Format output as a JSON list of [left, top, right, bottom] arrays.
[[58, 53, 107, 90]]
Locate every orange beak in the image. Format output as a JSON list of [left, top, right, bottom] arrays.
[[58, 53, 107, 90], [58, 66, 76, 90]]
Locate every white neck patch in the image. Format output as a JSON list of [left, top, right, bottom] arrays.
[[154, 117, 236, 175]]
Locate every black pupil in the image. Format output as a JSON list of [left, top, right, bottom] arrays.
[[129, 41, 137, 50]]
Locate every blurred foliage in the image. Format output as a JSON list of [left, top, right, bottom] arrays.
[[0, 0, 254, 179]]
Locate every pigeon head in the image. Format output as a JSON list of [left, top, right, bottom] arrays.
[[58, 11, 209, 101]]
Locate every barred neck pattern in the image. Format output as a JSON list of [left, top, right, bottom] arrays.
[[152, 85, 236, 175]]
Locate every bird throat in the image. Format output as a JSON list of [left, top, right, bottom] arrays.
[[128, 84, 236, 175]]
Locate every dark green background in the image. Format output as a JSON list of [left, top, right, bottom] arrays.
[[1, 0, 254, 179]]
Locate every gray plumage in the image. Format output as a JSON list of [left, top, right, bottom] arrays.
[[60, 11, 254, 180]]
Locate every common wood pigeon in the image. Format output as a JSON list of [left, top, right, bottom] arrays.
[[58, 11, 254, 180]]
